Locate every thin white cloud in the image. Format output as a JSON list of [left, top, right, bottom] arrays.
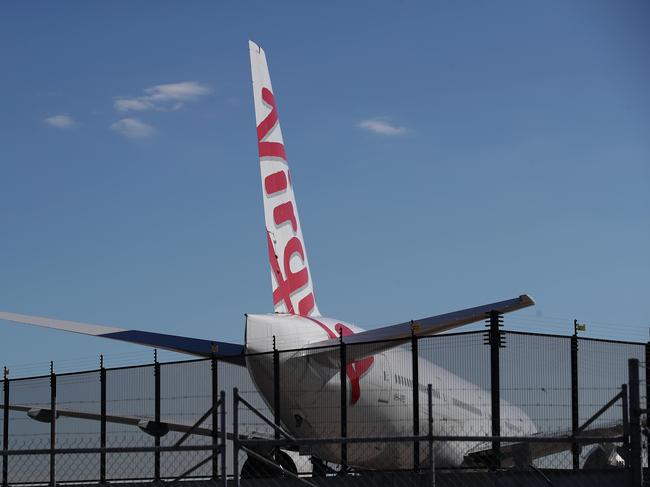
[[115, 81, 211, 112], [114, 98, 153, 112], [44, 114, 75, 129], [358, 118, 407, 136], [110, 118, 156, 139]]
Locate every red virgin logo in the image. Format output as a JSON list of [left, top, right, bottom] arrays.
[[258, 87, 315, 316]]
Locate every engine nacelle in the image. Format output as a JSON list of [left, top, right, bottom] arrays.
[[583, 443, 625, 469]]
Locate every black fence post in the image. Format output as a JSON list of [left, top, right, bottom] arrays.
[[645, 341, 650, 482], [273, 336, 280, 441], [571, 324, 580, 470], [211, 356, 219, 482], [233, 388, 240, 487], [153, 350, 161, 483], [427, 383, 434, 484], [219, 390, 226, 487], [628, 358, 642, 487], [2, 367, 9, 487], [411, 325, 420, 470], [622, 383, 630, 465], [339, 330, 348, 472], [485, 310, 503, 469], [50, 361, 56, 487], [99, 356, 106, 484]]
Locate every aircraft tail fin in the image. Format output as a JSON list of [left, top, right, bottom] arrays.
[[249, 41, 320, 317]]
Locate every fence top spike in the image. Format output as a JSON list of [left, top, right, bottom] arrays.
[[3, 366, 7, 379], [50, 361, 54, 374]]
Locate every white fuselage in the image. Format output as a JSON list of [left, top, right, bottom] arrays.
[[244, 313, 537, 469]]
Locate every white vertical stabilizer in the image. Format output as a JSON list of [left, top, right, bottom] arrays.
[[249, 41, 320, 317]]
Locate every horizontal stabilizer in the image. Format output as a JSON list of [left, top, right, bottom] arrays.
[[293, 295, 534, 366], [0, 312, 245, 366]]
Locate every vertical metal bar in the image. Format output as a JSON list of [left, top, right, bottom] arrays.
[[645, 342, 650, 478], [339, 332, 348, 472], [211, 357, 219, 482], [622, 384, 629, 464], [411, 329, 420, 470], [2, 368, 9, 487], [50, 362, 56, 487], [273, 337, 280, 441], [154, 352, 160, 482], [488, 310, 501, 469], [233, 388, 240, 487], [427, 384, 435, 487], [100, 356, 106, 484], [219, 390, 226, 487], [628, 359, 642, 487], [570, 332, 580, 470]]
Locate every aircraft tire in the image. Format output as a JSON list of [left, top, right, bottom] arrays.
[[241, 448, 298, 478]]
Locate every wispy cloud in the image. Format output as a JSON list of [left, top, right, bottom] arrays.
[[44, 114, 75, 129], [110, 118, 156, 139], [114, 81, 211, 112], [358, 118, 407, 136]]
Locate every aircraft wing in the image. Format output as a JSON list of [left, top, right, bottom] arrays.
[[465, 423, 625, 468], [0, 403, 216, 437], [0, 312, 245, 366], [293, 294, 534, 366]]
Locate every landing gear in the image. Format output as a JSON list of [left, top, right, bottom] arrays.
[[310, 456, 328, 477], [240, 448, 298, 479]]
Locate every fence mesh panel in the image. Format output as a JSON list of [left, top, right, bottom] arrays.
[[0, 331, 645, 486], [6, 375, 50, 483], [106, 364, 154, 480]]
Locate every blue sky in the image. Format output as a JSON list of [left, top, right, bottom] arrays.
[[1, 1, 648, 375]]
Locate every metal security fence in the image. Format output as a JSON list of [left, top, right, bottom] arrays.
[[0, 323, 648, 487]]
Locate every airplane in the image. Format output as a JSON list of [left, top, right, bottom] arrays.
[[2, 40, 609, 474]]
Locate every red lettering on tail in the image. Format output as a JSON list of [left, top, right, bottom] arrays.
[[273, 201, 297, 232], [257, 88, 287, 160], [264, 171, 288, 195], [259, 87, 313, 316]]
